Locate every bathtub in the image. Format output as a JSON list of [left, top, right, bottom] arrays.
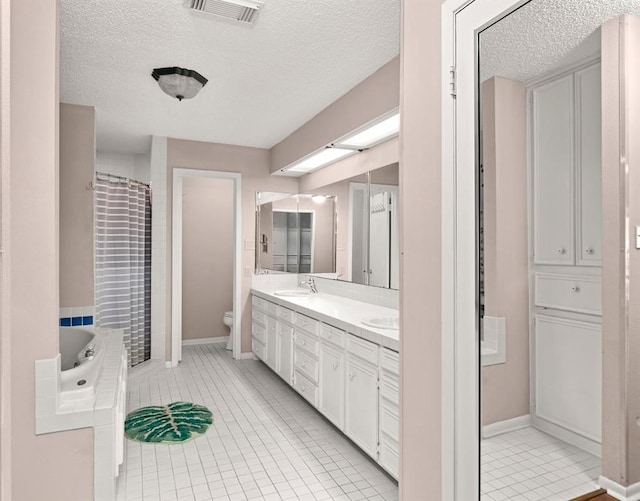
[[59, 326, 106, 400]]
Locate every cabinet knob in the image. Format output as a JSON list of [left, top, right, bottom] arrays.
[[585, 248, 594, 254], [348, 373, 355, 381], [302, 340, 307, 346], [571, 285, 580, 293], [328, 333, 332, 339], [301, 384, 306, 391], [332, 362, 338, 370], [302, 361, 306, 368], [557, 248, 565, 254]]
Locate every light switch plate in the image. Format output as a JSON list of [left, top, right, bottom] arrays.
[[244, 239, 255, 251], [636, 226, 640, 249]]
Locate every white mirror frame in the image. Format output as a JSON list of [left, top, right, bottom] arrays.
[[441, 0, 529, 498]]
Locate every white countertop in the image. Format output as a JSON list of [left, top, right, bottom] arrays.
[[251, 286, 400, 352]]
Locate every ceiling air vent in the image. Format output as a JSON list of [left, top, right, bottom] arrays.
[[187, 0, 264, 24]]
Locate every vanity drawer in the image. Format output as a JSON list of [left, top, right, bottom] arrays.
[[320, 323, 346, 349], [252, 339, 266, 361], [252, 322, 266, 344], [295, 313, 319, 335], [535, 273, 601, 315], [295, 330, 319, 357], [347, 334, 379, 365], [380, 400, 399, 442], [252, 309, 266, 326], [381, 348, 399, 376], [380, 376, 399, 406], [252, 295, 268, 311], [276, 306, 295, 324], [293, 371, 318, 408], [266, 301, 278, 316], [294, 348, 319, 383]]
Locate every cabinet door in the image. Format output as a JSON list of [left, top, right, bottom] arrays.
[[345, 355, 378, 458], [277, 323, 293, 384], [535, 314, 601, 441], [319, 344, 345, 430], [533, 75, 575, 265], [265, 316, 278, 370], [576, 64, 602, 266]]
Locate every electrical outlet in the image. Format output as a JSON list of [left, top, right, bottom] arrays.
[[244, 266, 253, 278]]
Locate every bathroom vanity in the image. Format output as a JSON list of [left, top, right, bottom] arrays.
[[250, 287, 400, 479]]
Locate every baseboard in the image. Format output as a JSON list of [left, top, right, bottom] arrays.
[[599, 476, 640, 501], [165, 361, 178, 368], [483, 414, 531, 438], [531, 415, 601, 457], [182, 336, 229, 346], [238, 352, 256, 360], [127, 359, 164, 380]]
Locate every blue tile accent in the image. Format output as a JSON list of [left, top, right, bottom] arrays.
[[82, 316, 93, 326], [71, 317, 82, 326], [60, 318, 71, 327]]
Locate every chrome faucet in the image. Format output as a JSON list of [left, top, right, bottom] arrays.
[[299, 277, 318, 293]]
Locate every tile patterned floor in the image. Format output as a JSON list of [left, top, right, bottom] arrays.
[[481, 427, 601, 501], [116, 344, 398, 501]]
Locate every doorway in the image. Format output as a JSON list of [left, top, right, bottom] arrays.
[[171, 169, 242, 364]]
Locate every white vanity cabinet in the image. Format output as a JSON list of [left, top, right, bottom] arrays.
[[345, 336, 379, 459], [319, 324, 346, 430], [251, 292, 399, 479]]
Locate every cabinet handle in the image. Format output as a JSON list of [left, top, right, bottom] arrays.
[[302, 340, 307, 346], [328, 333, 333, 339], [332, 362, 338, 370], [302, 361, 307, 368], [557, 248, 565, 254], [585, 248, 594, 254], [301, 384, 306, 391], [349, 373, 355, 381], [571, 286, 580, 293]]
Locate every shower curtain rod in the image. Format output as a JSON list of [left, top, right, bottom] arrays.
[[95, 171, 150, 187]]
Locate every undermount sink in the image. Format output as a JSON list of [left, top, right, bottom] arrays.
[[273, 289, 311, 297], [361, 316, 400, 330]]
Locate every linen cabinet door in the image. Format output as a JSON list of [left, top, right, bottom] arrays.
[[345, 355, 378, 458], [576, 63, 602, 266], [319, 343, 345, 430], [532, 75, 575, 265]]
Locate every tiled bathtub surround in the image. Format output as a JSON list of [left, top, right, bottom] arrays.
[[60, 305, 95, 326], [35, 328, 127, 500], [251, 273, 399, 310]]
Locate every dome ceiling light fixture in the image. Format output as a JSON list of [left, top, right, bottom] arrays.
[[151, 67, 208, 101]]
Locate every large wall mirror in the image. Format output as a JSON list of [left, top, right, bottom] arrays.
[[255, 162, 399, 289], [256, 192, 337, 275]]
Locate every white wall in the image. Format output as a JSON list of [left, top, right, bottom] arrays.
[[96, 150, 150, 184]]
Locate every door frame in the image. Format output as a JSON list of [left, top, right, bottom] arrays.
[[441, 0, 530, 498], [171, 168, 242, 364]]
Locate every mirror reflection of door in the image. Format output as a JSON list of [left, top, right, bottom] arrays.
[[272, 210, 314, 273], [478, 1, 607, 499]]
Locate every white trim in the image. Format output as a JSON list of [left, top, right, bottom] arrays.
[[531, 414, 601, 457], [238, 352, 256, 360], [165, 361, 178, 369], [482, 415, 531, 438], [599, 477, 640, 501], [171, 168, 242, 366], [442, 0, 531, 498], [182, 336, 229, 346]]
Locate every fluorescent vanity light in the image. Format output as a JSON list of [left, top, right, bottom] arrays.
[[311, 195, 327, 204], [286, 147, 354, 173], [338, 112, 400, 148]]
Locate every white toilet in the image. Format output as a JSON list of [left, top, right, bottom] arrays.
[[223, 311, 233, 351]]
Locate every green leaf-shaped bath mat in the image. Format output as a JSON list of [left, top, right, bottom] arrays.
[[125, 401, 213, 444]]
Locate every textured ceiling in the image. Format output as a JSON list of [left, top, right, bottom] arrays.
[[60, 0, 400, 153], [480, 0, 640, 83]]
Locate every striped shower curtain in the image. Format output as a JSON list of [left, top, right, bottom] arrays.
[[95, 173, 151, 367]]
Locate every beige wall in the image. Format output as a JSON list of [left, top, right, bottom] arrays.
[[297, 197, 335, 273], [166, 138, 299, 355], [2, 1, 94, 499], [60, 103, 95, 308], [182, 177, 234, 340], [601, 14, 640, 486], [399, 0, 443, 497], [480, 77, 530, 426], [271, 57, 399, 173]]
